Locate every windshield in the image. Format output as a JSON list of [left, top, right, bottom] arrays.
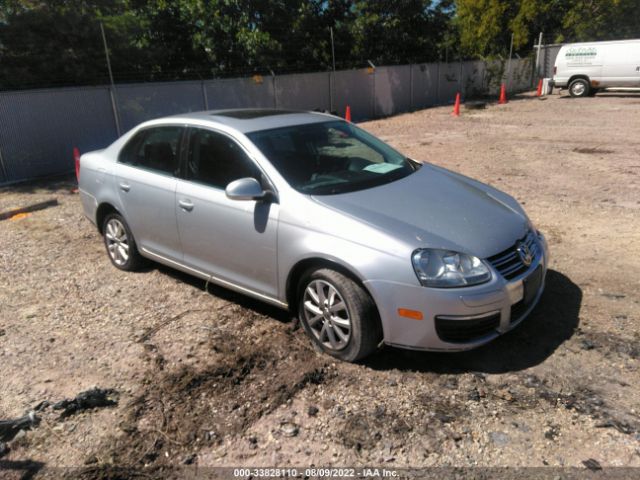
[[247, 120, 419, 195]]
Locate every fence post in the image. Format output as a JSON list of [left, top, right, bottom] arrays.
[[100, 22, 122, 136], [436, 61, 441, 105], [272, 74, 278, 109], [108, 87, 122, 137], [371, 67, 376, 118], [330, 27, 336, 113], [329, 71, 334, 113], [0, 147, 9, 183], [409, 64, 414, 111], [506, 33, 514, 91], [201, 81, 209, 110], [534, 32, 543, 80]]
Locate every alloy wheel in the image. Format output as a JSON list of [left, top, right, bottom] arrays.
[[105, 218, 130, 266], [302, 279, 351, 351]]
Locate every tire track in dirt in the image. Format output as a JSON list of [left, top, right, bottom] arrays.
[[84, 304, 338, 472]]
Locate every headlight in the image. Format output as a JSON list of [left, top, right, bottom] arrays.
[[411, 249, 491, 288]]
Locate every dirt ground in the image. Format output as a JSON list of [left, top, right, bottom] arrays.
[[1, 91, 639, 478]]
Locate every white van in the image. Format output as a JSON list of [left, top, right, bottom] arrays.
[[553, 39, 640, 97]]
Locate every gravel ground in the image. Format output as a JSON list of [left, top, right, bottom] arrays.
[[1, 91, 639, 478]]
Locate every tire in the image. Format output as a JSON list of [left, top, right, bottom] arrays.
[[569, 78, 590, 97], [297, 268, 382, 362], [102, 213, 144, 271]]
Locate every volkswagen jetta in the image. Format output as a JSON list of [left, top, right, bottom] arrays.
[[78, 109, 548, 362]]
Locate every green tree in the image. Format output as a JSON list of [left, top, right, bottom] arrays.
[[0, 0, 152, 88], [455, 0, 513, 57], [349, 0, 451, 65], [561, 0, 640, 42], [0, 0, 458, 89], [454, 0, 640, 59]]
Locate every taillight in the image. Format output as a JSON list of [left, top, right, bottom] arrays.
[[553, 66, 557, 75], [73, 147, 80, 182]]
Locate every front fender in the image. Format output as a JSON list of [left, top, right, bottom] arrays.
[[278, 221, 418, 340]]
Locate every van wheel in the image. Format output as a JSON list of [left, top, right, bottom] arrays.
[[569, 78, 590, 97], [297, 268, 382, 362]]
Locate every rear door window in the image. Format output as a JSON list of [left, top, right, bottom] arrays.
[[119, 126, 183, 176]]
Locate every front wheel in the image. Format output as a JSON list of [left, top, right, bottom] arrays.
[[569, 78, 590, 97], [298, 268, 382, 362]]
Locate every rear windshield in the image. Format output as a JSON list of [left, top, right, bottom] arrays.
[[247, 121, 419, 195]]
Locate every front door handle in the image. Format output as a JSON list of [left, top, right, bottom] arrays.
[[119, 182, 130, 192], [178, 199, 194, 212]]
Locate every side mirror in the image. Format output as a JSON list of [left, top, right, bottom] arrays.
[[225, 177, 267, 201]]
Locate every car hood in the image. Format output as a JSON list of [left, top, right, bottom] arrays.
[[311, 164, 529, 259]]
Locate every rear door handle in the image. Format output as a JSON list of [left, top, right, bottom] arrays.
[[178, 199, 194, 212], [119, 182, 130, 192]]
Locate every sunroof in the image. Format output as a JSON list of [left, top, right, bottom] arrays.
[[211, 109, 300, 119]]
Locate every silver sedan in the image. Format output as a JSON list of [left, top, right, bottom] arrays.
[[78, 109, 549, 362]]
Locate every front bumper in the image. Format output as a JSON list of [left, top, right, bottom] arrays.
[[365, 233, 549, 351]]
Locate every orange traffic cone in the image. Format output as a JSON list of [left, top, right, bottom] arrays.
[[452, 93, 461, 117], [73, 147, 81, 181], [536, 79, 543, 97], [345, 105, 351, 122], [499, 83, 508, 104]]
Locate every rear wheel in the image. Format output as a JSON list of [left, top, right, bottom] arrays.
[[298, 268, 382, 362], [569, 78, 590, 97], [102, 213, 144, 271]]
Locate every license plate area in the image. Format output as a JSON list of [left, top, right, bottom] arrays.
[[510, 266, 544, 324], [523, 266, 543, 305]]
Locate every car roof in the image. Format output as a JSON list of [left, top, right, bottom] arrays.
[[162, 108, 339, 134]]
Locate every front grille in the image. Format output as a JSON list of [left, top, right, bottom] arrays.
[[435, 313, 500, 343], [487, 230, 539, 280]]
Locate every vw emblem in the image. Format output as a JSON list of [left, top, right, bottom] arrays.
[[516, 242, 533, 266]]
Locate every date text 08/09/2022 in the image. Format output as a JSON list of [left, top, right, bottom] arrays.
[[233, 467, 399, 478]]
